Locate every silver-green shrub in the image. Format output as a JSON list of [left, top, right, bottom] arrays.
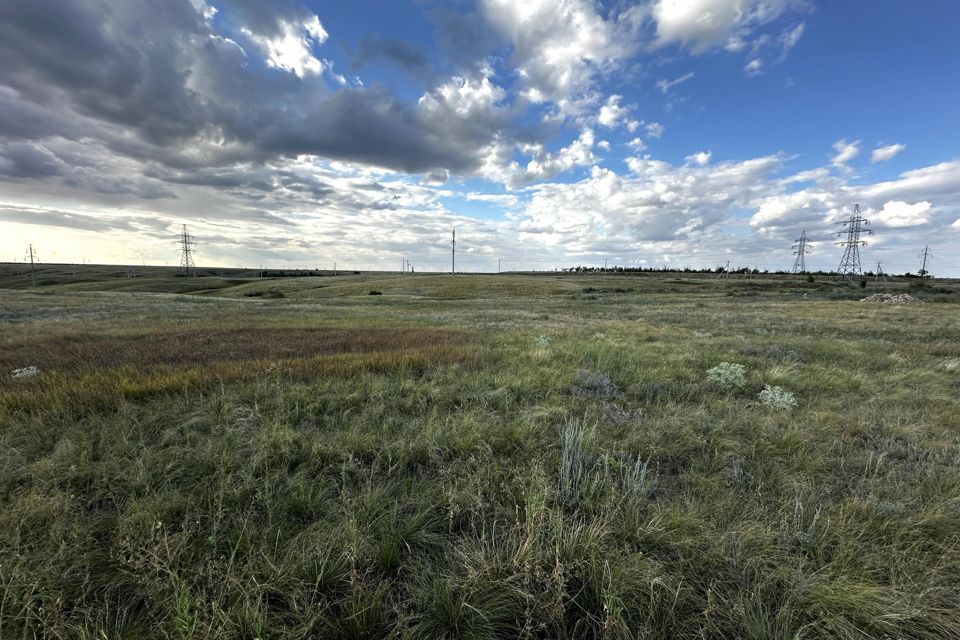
[[758, 384, 797, 410], [706, 362, 747, 388]]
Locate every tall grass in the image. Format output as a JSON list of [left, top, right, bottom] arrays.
[[0, 275, 958, 638]]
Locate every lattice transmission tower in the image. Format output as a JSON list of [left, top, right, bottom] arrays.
[[835, 204, 872, 279], [178, 224, 197, 277], [791, 230, 811, 273], [25, 243, 38, 287], [918, 245, 932, 278]]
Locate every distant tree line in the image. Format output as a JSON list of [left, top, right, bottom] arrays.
[[559, 265, 933, 278]]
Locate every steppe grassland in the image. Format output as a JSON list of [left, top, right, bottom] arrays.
[[1, 273, 958, 639]]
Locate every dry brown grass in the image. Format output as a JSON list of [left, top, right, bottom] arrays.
[[0, 328, 464, 377]]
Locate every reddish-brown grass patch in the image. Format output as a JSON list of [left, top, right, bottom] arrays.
[[1, 328, 465, 375]]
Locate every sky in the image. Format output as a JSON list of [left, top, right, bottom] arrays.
[[0, 0, 958, 274]]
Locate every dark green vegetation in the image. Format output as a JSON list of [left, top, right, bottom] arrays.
[[1, 269, 959, 638]]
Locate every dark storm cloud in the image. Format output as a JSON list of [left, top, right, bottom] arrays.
[[0, 0, 511, 182], [0, 142, 66, 178], [351, 36, 435, 81], [0, 205, 140, 233], [0, 0, 208, 145]]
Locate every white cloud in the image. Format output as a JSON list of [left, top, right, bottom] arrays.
[[871, 143, 906, 163], [686, 150, 711, 166], [744, 59, 763, 74], [872, 200, 931, 228], [418, 72, 506, 119], [242, 15, 329, 78], [652, 0, 797, 52], [597, 95, 631, 128], [656, 71, 695, 94], [778, 22, 805, 58], [510, 128, 597, 186], [627, 137, 647, 151], [645, 122, 665, 139], [520, 153, 784, 247], [481, 0, 636, 104], [831, 139, 860, 166]]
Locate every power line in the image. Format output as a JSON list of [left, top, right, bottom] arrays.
[[25, 244, 38, 287], [177, 224, 196, 277], [919, 245, 932, 277], [791, 230, 811, 273], [874, 261, 886, 282], [835, 203, 872, 280]]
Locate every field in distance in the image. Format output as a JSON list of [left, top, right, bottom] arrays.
[[1, 269, 958, 638]]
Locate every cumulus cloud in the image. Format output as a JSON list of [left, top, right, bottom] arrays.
[[652, 0, 798, 52], [509, 128, 597, 186], [872, 200, 931, 228], [645, 122, 665, 139], [597, 95, 633, 128], [685, 151, 712, 166], [0, 0, 956, 274], [241, 15, 329, 78], [520, 153, 784, 249], [871, 143, 906, 163], [831, 139, 860, 166], [480, 0, 639, 105]]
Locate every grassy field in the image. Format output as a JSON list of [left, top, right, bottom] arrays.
[[1, 268, 959, 639]]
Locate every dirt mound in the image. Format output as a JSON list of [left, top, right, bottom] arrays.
[[861, 293, 922, 304]]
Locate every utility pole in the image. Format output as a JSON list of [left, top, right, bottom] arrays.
[[334, 262, 337, 276], [498, 259, 501, 274], [177, 225, 196, 277], [451, 228, 456, 274], [26, 244, 37, 287], [918, 245, 931, 278], [716, 260, 730, 279], [791, 230, 810, 274], [835, 203, 872, 280]]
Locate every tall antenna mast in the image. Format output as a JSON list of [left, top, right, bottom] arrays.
[[918, 245, 932, 278], [835, 203, 872, 280], [451, 228, 456, 274], [177, 224, 196, 277], [791, 230, 811, 273]]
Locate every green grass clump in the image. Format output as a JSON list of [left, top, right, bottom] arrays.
[[0, 273, 958, 638]]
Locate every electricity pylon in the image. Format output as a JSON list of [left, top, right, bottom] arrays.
[[918, 245, 932, 278], [177, 224, 196, 277], [874, 261, 886, 282], [25, 244, 38, 287], [791, 230, 811, 273], [835, 204, 872, 279]]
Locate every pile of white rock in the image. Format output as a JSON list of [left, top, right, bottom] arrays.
[[11, 366, 41, 378], [860, 293, 922, 304]]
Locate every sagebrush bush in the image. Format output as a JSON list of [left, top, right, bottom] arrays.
[[758, 384, 797, 410], [706, 362, 747, 388]]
